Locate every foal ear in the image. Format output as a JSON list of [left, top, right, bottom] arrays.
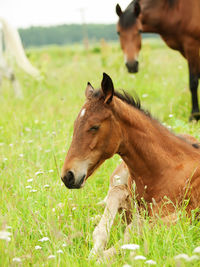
[[116, 4, 123, 17], [134, 1, 141, 17], [85, 82, 94, 99], [101, 73, 114, 104]]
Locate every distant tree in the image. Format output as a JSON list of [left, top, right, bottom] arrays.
[[18, 24, 157, 48]]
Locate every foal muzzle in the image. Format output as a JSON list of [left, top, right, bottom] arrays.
[[61, 171, 85, 189]]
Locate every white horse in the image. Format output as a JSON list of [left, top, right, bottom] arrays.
[[0, 17, 40, 97]]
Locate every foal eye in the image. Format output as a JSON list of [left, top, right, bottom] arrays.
[[89, 125, 100, 131], [138, 29, 142, 34], [117, 31, 120, 36]]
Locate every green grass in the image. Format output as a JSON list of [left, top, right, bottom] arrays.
[[0, 38, 200, 266]]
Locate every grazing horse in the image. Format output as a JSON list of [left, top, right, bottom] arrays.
[[0, 17, 40, 97], [61, 73, 200, 255], [116, 0, 200, 121]]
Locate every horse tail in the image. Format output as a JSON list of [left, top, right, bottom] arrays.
[[0, 17, 40, 78]]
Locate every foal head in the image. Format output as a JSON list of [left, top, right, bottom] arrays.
[[61, 73, 122, 189], [116, 0, 142, 73]]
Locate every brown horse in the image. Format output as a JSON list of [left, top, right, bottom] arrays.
[[61, 73, 200, 255], [116, 0, 200, 121]]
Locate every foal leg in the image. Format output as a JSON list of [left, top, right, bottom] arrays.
[[97, 162, 129, 206], [90, 185, 130, 257]]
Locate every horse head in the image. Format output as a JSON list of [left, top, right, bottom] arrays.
[[116, 1, 142, 73]]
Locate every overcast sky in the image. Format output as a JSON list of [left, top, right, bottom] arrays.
[[0, 0, 131, 28]]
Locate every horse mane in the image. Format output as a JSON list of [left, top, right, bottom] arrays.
[[167, 0, 176, 6], [119, 0, 177, 29]]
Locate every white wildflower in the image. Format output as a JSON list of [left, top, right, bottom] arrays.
[[25, 127, 31, 132], [57, 203, 64, 208], [35, 245, 42, 250], [134, 255, 146, 260], [19, 154, 24, 158], [27, 178, 33, 183], [26, 185, 32, 189], [142, 94, 148, 98], [12, 257, 21, 262], [5, 226, 12, 230], [188, 255, 199, 261], [43, 184, 50, 188], [169, 114, 173, 118], [145, 259, 156, 265], [9, 143, 13, 147], [3, 158, 8, 161], [38, 237, 49, 242], [35, 171, 44, 176], [193, 246, 200, 253], [62, 243, 67, 247], [174, 254, 190, 261], [0, 231, 11, 241], [48, 255, 56, 259], [30, 189, 37, 193], [57, 249, 63, 254], [72, 207, 76, 211], [121, 244, 140, 250], [52, 208, 56, 212], [122, 265, 131, 267], [49, 170, 54, 173], [27, 140, 33, 144]]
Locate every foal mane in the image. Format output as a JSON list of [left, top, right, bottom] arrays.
[[114, 90, 151, 117], [93, 89, 151, 118], [92, 88, 199, 149]]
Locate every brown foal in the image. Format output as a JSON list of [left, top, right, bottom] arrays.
[[61, 73, 200, 255]]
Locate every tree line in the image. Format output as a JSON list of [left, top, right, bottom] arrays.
[[18, 24, 156, 48]]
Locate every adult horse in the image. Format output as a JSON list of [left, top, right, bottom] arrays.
[[61, 73, 200, 255], [116, 0, 200, 121], [0, 17, 40, 97]]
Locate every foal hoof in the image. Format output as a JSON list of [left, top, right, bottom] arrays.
[[189, 112, 200, 122]]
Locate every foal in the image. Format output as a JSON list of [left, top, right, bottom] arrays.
[[116, 0, 200, 121], [61, 73, 200, 255]]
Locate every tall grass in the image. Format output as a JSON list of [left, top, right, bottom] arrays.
[[0, 39, 200, 266]]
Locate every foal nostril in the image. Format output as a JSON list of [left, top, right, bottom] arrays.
[[66, 171, 74, 185], [62, 170, 75, 188]]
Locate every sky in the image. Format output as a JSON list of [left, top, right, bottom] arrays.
[[0, 0, 131, 28]]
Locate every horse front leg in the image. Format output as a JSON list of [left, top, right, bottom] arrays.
[[188, 67, 200, 121], [90, 185, 130, 257]]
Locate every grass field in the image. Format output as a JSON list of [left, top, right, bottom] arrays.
[[1, 38, 200, 266]]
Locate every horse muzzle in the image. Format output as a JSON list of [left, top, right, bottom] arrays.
[[126, 60, 139, 73], [61, 170, 86, 189]]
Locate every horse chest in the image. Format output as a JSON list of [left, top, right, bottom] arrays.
[[161, 34, 183, 52]]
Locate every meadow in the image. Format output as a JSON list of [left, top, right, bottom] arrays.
[[0, 38, 200, 266]]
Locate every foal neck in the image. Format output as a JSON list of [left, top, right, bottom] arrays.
[[113, 97, 194, 186]]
